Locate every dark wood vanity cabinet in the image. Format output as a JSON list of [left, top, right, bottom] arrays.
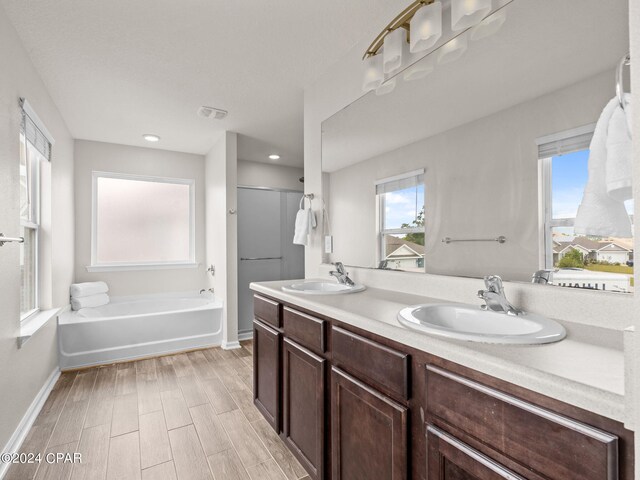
[[283, 338, 326, 480], [252, 318, 281, 431], [331, 367, 408, 480], [251, 294, 634, 480]]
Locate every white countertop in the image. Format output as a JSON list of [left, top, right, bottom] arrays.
[[250, 279, 626, 423]]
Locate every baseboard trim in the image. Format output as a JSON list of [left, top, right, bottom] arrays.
[[0, 367, 60, 480], [222, 340, 241, 350], [238, 331, 254, 341]]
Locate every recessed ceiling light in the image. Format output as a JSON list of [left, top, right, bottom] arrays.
[[269, 154, 280, 160], [143, 134, 160, 142]]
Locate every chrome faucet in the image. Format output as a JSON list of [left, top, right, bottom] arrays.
[[477, 275, 523, 316], [199, 288, 214, 294], [329, 262, 355, 286]]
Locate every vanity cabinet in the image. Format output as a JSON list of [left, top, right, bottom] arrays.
[[251, 293, 634, 480], [252, 319, 281, 431], [331, 366, 408, 480], [283, 338, 326, 480]]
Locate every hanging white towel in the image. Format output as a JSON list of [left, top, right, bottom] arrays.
[[293, 197, 317, 246], [606, 94, 632, 202], [71, 293, 110, 311], [70, 281, 109, 298], [574, 97, 632, 238]]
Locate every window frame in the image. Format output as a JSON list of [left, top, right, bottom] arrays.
[[90, 171, 196, 272], [537, 125, 595, 269], [375, 169, 426, 268], [20, 136, 42, 322]]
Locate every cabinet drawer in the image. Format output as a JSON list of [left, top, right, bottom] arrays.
[[426, 365, 618, 480], [283, 307, 326, 354], [331, 326, 410, 401], [254, 295, 281, 329]]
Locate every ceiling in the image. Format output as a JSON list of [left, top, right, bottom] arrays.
[[1, 0, 411, 168], [322, 0, 629, 172]]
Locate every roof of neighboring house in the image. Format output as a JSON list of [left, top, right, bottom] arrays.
[[598, 243, 631, 252], [385, 236, 424, 259], [603, 237, 634, 250], [552, 236, 627, 254]]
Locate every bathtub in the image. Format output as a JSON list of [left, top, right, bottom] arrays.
[[58, 291, 223, 370]]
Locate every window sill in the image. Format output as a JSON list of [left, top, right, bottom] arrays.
[[86, 262, 199, 273], [19, 307, 61, 348]]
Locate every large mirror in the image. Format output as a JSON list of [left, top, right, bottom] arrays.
[[322, 0, 633, 293]]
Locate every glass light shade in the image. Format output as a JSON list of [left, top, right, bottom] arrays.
[[362, 54, 384, 92], [451, 0, 492, 31], [437, 33, 468, 64], [410, 2, 442, 53], [404, 54, 436, 81], [375, 78, 397, 96], [383, 27, 408, 73], [469, 8, 506, 41]]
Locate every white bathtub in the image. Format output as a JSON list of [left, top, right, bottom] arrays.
[[58, 292, 223, 370]]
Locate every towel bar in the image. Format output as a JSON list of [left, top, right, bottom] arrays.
[[0, 233, 25, 247], [442, 236, 506, 244]]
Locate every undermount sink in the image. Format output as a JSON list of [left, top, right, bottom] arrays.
[[397, 303, 566, 345], [282, 281, 366, 295]]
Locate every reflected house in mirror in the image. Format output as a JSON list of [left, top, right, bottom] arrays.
[[322, 0, 633, 293]]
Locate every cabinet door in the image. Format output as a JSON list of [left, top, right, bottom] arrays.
[[427, 425, 527, 480], [253, 320, 281, 431], [331, 367, 408, 480], [283, 338, 326, 480]]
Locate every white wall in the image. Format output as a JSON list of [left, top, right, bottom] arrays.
[[205, 132, 239, 349], [328, 71, 613, 281], [74, 140, 208, 296], [237, 159, 303, 191], [0, 4, 74, 452]]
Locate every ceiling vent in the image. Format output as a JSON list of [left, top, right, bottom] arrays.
[[197, 106, 228, 120]]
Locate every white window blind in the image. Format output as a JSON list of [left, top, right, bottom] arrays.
[[536, 124, 594, 159], [20, 98, 54, 161], [375, 169, 425, 194]]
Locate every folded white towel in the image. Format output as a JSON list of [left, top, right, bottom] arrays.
[[70, 281, 109, 298], [606, 94, 632, 202], [293, 206, 317, 246], [71, 293, 110, 311], [574, 97, 632, 238]]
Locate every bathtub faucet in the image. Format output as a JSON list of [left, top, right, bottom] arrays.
[[200, 288, 214, 294]]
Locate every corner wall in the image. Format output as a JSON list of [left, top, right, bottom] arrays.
[[0, 4, 74, 454], [205, 132, 239, 349]]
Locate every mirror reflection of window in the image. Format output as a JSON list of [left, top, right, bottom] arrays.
[[539, 131, 634, 293], [376, 170, 425, 273]]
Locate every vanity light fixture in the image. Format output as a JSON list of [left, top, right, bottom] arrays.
[[362, 54, 385, 92], [410, 1, 442, 53], [362, 0, 504, 91], [269, 154, 281, 160], [451, 0, 492, 31], [142, 134, 160, 142], [383, 27, 408, 73]]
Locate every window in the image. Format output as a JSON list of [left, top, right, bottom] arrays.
[[20, 136, 43, 319], [376, 170, 425, 272], [19, 99, 52, 321], [91, 172, 195, 270], [538, 126, 634, 293]]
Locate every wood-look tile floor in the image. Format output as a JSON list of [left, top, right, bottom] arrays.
[[7, 341, 310, 480]]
